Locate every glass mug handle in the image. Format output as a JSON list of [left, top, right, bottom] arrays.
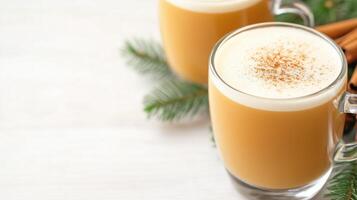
[[272, 0, 315, 27], [335, 92, 357, 162]]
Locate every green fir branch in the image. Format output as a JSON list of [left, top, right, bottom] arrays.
[[277, 0, 357, 26], [121, 38, 209, 121], [326, 162, 357, 200], [305, 0, 357, 25], [144, 79, 208, 121], [121, 39, 172, 78]]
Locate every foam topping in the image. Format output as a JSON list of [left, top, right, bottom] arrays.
[[212, 25, 345, 111], [166, 0, 262, 13]]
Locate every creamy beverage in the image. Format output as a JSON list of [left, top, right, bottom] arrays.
[[160, 0, 272, 84], [209, 25, 347, 189], [214, 26, 343, 101]]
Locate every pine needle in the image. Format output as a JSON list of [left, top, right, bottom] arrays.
[[121, 39, 172, 78], [326, 162, 357, 200], [144, 79, 208, 121], [334, 0, 357, 21], [121, 38, 209, 121], [276, 0, 357, 26], [303, 0, 357, 25]]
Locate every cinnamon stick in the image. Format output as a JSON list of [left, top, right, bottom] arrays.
[[336, 28, 357, 47], [343, 40, 357, 64], [316, 19, 357, 39]]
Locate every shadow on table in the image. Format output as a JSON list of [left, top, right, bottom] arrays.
[[159, 115, 210, 129]]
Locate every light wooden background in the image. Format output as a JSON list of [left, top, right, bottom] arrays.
[[0, 0, 327, 199]]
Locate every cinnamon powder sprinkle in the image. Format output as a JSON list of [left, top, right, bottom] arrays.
[[250, 43, 314, 87]]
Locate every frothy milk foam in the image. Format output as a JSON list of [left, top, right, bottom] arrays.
[[166, 0, 261, 13], [211, 25, 345, 111]]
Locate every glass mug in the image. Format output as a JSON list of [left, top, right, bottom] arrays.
[[209, 22, 357, 199], [159, 0, 314, 84]]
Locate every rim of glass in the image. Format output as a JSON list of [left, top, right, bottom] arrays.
[[209, 22, 348, 101]]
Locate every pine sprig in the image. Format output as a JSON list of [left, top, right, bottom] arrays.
[[144, 79, 208, 121], [121, 39, 172, 78], [326, 162, 357, 200], [122, 38, 209, 121], [305, 0, 357, 25], [277, 0, 357, 26]]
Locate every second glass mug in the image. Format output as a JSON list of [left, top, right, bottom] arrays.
[[159, 0, 314, 84]]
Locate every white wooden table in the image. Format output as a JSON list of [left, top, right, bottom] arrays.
[[0, 0, 325, 199]]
